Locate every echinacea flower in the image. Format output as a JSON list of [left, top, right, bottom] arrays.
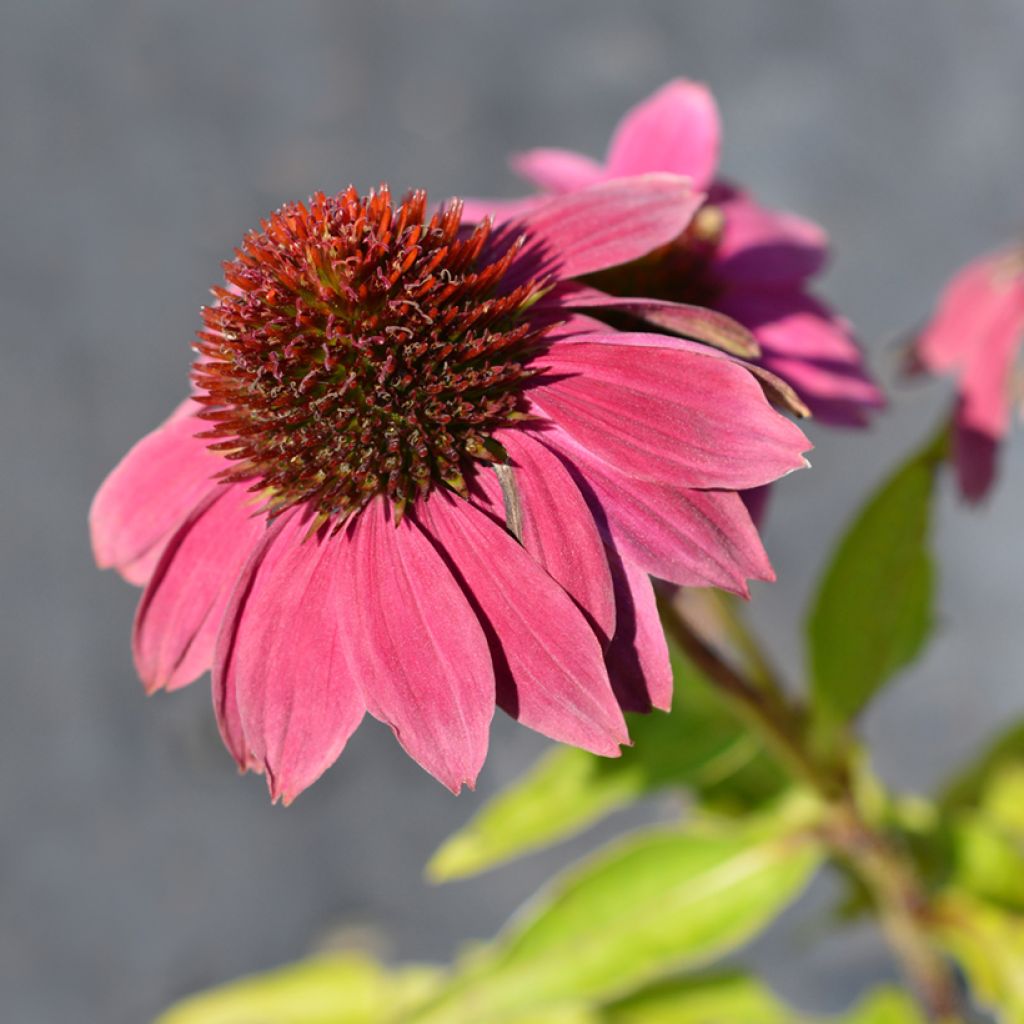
[[469, 78, 884, 428], [914, 244, 1024, 500], [91, 178, 811, 800]]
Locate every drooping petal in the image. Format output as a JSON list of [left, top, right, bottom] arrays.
[[954, 422, 999, 503], [713, 191, 829, 286], [418, 492, 629, 756], [605, 79, 721, 192], [604, 550, 673, 713], [213, 510, 365, 803], [511, 148, 605, 193], [538, 429, 774, 594], [759, 354, 885, 421], [494, 429, 616, 642], [717, 290, 866, 365], [504, 174, 703, 286], [339, 499, 495, 793], [90, 400, 221, 585], [133, 485, 265, 694], [529, 334, 811, 490], [553, 281, 761, 358]]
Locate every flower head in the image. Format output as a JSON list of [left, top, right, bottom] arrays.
[[469, 79, 884, 428], [91, 177, 811, 800], [914, 244, 1024, 500]]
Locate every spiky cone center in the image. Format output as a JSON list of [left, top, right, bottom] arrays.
[[192, 186, 549, 523], [583, 202, 725, 309]]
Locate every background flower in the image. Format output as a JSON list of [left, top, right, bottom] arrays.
[[914, 244, 1024, 500], [471, 79, 885, 428]]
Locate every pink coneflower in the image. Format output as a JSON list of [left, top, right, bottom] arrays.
[[91, 178, 811, 800], [469, 79, 884, 427], [915, 244, 1024, 500]]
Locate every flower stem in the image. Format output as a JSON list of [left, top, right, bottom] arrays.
[[657, 594, 965, 1023]]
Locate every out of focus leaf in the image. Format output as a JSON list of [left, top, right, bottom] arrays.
[[602, 973, 924, 1024], [940, 719, 1024, 811], [429, 644, 787, 881], [155, 952, 441, 1024], [807, 439, 940, 726], [413, 818, 823, 1022], [930, 894, 1024, 1023], [600, 971, 796, 1023], [840, 988, 926, 1024], [946, 763, 1024, 912], [950, 813, 1024, 912]]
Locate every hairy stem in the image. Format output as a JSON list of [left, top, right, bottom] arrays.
[[658, 595, 965, 1023]]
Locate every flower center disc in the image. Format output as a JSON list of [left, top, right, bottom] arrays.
[[193, 186, 547, 522]]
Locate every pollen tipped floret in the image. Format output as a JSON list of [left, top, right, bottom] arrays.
[[192, 185, 548, 521]]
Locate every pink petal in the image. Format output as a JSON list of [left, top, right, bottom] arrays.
[[90, 400, 221, 585], [506, 174, 703, 284], [537, 429, 774, 594], [511, 148, 605, 193], [604, 551, 673, 713], [917, 247, 1024, 373], [340, 499, 495, 794], [133, 485, 266, 694], [956, 293, 1024, 438], [713, 190, 829, 285], [213, 510, 365, 803], [459, 195, 542, 226], [759, 354, 885, 413], [418, 492, 629, 757], [605, 79, 721, 192], [529, 334, 811, 490], [717, 290, 865, 365], [494, 429, 616, 643], [553, 281, 761, 358]]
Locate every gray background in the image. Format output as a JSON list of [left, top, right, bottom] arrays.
[[3, 2, 1023, 1022]]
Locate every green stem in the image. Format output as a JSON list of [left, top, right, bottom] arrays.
[[658, 596, 965, 1024]]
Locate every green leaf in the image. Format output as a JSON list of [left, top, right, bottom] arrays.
[[950, 813, 1024, 912], [840, 988, 927, 1024], [413, 818, 823, 1022], [930, 894, 1024, 1023], [807, 439, 940, 726], [602, 974, 924, 1024], [429, 645, 787, 881], [940, 719, 1024, 811], [601, 971, 797, 1023], [155, 953, 441, 1024]]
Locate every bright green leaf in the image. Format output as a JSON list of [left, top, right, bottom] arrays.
[[807, 439, 940, 726], [414, 820, 823, 1022], [950, 813, 1024, 912], [930, 894, 1024, 1023], [841, 988, 927, 1024], [429, 646, 787, 881], [156, 953, 441, 1024], [602, 973, 924, 1024], [940, 719, 1024, 812], [601, 971, 797, 1023]]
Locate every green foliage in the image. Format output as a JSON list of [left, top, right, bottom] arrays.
[[600, 971, 796, 1023], [930, 894, 1024, 1024], [429, 644, 787, 880], [413, 815, 823, 1022], [154, 952, 441, 1024], [807, 438, 941, 726], [940, 718, 1024, 811]]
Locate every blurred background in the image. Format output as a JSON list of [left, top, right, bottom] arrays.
[[3, 2, 1023, 1021]]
